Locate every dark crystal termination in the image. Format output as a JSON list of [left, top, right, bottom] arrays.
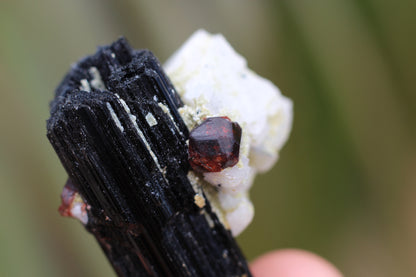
[[47, 38, 252, 277]]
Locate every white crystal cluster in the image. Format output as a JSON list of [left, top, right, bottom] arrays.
[[164, 30, 293, 236], [70, 193, 89, 225]]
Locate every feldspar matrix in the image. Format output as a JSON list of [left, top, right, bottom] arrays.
[[165, 30, 293, 236]]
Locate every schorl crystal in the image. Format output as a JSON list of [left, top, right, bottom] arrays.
[[47, 38, 252, 277]]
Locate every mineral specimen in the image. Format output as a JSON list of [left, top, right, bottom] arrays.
[[47, 38, 252, 276], [48, 28, 293, 276]]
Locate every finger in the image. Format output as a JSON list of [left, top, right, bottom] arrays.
[[250, 249, 343, 277]]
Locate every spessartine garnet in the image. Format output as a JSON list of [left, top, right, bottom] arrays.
[[188, 117, 242, 173]]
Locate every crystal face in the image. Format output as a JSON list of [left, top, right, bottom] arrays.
[[189, 117, 242, 173]]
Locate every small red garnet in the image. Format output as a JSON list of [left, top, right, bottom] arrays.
[[188, 116, 242, 173]]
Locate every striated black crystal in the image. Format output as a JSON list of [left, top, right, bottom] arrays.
[[47, 38, 252, 277]]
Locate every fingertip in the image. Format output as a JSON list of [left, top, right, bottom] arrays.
[[250, 249, 343, 277]]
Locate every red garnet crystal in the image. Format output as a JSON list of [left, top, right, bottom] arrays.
[[188, 116, 242, 173]]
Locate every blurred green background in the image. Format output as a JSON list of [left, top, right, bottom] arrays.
[[1, 0, 415, 276]]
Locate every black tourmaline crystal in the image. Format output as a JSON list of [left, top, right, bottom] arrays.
[[47, 38, 252, 277]]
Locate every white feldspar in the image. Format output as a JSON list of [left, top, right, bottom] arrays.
[[70, 193, 89, 225], [89, 67, 106, 90], [164, 29, 293, 236], [145, 112, 158, 127]]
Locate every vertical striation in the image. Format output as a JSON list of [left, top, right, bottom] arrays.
[[47, 38, 252, 277]]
